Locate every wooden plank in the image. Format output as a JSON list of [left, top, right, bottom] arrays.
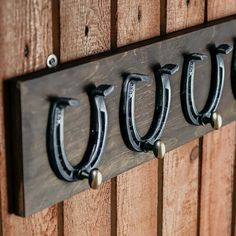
[[117, 0, 160, 47], [116, 1, 160, 235], [200, 123, 236, 236], [160, 1, 205, 235], [199, 4, 236, 236], [63, 182, 111, 236], [117, 161, 158, 236], [11, 17, 236, 215], [207, 0, 236, 21], [166, 0, 205, 32], [233, 153, 236, 236], [60, 0, 111, 63], [162, 140, 199, 236], [0, 0, 58, 235], [60, 0, 112, 235]]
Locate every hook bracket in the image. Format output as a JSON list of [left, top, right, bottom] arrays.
[[181, 44, 232, 128], [47, 85, 113, 187]]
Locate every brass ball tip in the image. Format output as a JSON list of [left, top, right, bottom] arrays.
[[211, 112, 222, 130], [153, 141, 166, 159], [89, 169, 102, 190]]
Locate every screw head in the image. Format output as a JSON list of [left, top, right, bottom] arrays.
[[89, 169, 102, 189], [153, 141, 166, 159], [47, 54, 58, 68], [211, 112, 222, 130]]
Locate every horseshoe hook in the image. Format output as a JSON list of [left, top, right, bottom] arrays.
[[181, 44, 232, 129], [47, 84, 114, 189], [120, 64, 178, 158]]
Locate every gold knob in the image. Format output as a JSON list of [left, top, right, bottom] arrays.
[[153, 141, 166, 159], [211, 112, 222, 130], [89, 169, 102, 189]]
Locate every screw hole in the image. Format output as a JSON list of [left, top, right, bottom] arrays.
[[47, 54, 58, 68], [186, 0, 190, 6]]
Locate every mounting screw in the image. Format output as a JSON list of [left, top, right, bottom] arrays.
[[47, 54, 58, 68]]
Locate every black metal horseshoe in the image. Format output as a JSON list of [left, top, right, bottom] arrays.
[[120, 64, 179, 158], [181, 44, 232, 129], [231, 39, 236, 99], [47, 84, 114, 189]]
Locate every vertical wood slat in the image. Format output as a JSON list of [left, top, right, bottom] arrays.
[[116, 1, 160, 235], [162, 141, 199, 236], [200, 123, 236, 236], [60, 0, 111, 63], [59, 1, 112, 235], [117, 0, 160, 47], [166, 0, 205, 33], [0, 1, 58, 236], [116, 161, 158, 236], [198, 3, 236, 236], [207, 0, 236, 21], [233, 136, 236, 236], [0, 1, 236, 236], [160, 0, 205, 235]]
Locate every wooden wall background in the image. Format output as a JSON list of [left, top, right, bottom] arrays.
[[0, 0, 235, 235]]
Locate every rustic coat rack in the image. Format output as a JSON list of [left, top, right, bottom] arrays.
[[9, 16, 236, 216]]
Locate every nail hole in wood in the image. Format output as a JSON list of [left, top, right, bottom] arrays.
[[138, 6, 142, 22], [24, 44, 29, 57], [85, 25, 89, 37]]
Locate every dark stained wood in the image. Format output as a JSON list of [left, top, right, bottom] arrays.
[[59, 0, 112, 235], [0, 0, 58, 234], [116, 1, 160, 235], [11, 17, 236, 216]]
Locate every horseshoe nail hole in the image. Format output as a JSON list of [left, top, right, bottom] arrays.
[[24, 44, 29, 57], [85, 25, 89, 37], [138, 6, 142, 22]]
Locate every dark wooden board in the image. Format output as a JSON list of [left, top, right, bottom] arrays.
[[10, 17, 236, 216]]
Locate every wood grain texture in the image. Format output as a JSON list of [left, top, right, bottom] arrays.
[[166, 0, 205, 33], [117, 0, 160, 47], [199, 4, 236, 236], [116, 1, 160, 235], [160, 1, 205, 235], [117, 160, 158, 236], [60, 0, 112, 235], [162, 140, 199, 236], [233, 155, 236, 236], [0, 0, 57, 235], [200, 123, 236, 236], [207, 0, 236, 21], [60, 0, 111, 62], [12, 17, 236, 215], [63, 182, 111, 236]]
